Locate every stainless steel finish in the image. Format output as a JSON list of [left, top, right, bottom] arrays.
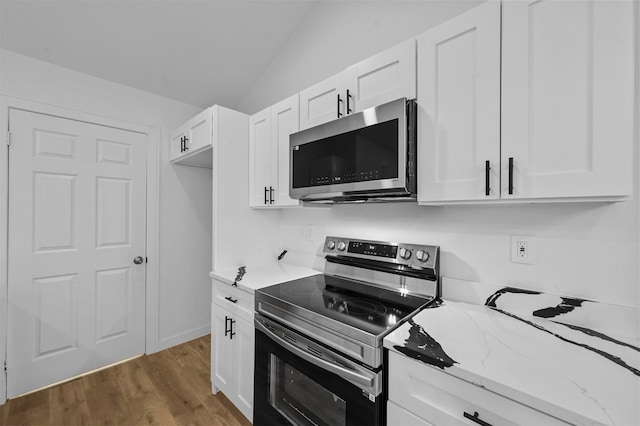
[[324, 262, 438, 300], [133, 256, 144, 264], [256, 299, 381, 366], [289, 97, 416, 202], [255, 315, 382, 396], [255, 237, 439, 371], [323, 236, 439, 278]]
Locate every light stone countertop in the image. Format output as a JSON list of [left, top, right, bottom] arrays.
[[384, 287, 640, 426]]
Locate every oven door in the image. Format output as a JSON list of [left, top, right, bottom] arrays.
[[254, 315, 384, 426]]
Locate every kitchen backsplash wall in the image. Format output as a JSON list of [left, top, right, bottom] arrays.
[[239, 1, 640, 310], [280, 200, 639, 309]]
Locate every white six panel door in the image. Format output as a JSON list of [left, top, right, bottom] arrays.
[[7, 109, 147, 397], [417, 1, 501, 203], [501, 0, 634, 199]]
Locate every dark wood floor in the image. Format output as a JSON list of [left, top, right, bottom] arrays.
[[0, 335, 251, 426]]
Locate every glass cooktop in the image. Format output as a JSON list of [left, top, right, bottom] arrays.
[[256, 273, 433, 337]]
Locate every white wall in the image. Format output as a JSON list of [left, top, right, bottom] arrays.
[[236, 0, 483, 114], [238, 1, 640, 309], [0, 49, 212, 352]]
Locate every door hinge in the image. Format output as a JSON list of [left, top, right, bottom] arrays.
[[6, 131, 11, 147], [4, 359, 7, 373]]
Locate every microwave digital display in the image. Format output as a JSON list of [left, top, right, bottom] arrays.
[[291, 119, 399, 189]]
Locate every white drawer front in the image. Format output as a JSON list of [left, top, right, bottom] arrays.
[[388, 351, 568, 426], [388, 401, 435, 426], [212, 279, 253, 322]]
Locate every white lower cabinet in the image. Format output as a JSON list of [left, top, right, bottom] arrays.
[[388, 351, 568, 426], [388, 401, 434, 426], [211, 279, 254, 422]]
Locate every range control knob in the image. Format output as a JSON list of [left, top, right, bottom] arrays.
[[416, 250, 430, 262], [337, 241, 347, 251], [326, 240, 336, 250], [399, 248, 412, 260]]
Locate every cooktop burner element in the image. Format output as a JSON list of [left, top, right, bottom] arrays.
[[326, 298, 385, 317], [255, 236, 440, 368]]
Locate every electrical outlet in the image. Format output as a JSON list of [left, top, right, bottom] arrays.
[[304, 225, 313, 241], [511, 235, 535, 264]]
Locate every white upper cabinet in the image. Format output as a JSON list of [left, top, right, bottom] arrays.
[[272, 95, 301, 207], [249, 94, 301, 208], [345, 38, 416, 113], [249, 107, 272, 206], [299, 39, 416, 130], [417, 1, 501, 202], [418, 0, 634, 204], [170, 108, 214, 167], [501, 0, 634, 200], [299, 73, 347, 131]]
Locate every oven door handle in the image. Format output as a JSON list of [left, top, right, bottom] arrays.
[[255, 319, 375, 388]]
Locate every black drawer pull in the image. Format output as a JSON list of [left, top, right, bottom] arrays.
[[224, 296, 238, 304], [464, 411, 492, 426]]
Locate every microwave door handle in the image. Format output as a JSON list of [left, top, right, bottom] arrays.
[[255, 319, 374, 388]]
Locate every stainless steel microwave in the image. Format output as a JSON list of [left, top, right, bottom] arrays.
[[289, 97, 416, 203]]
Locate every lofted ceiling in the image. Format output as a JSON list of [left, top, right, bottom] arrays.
[[0, 0, 320, 109]]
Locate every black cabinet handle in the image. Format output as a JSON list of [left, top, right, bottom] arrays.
[[229, 318, 236, 339], [508, 157, 514, 195], [269, 186, 274, 204], [463, 411, 492, 426], [337, 94, 343, 118], [485, 160, 491, 196], [264, 186, 268, 205], [224, 296, 238, 304], [180, 137, 184, 153], [346, 89, 353, 114], [224, 316, 230, 337]]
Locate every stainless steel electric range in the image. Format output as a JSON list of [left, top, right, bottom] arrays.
[[253, 236, 440, 426]]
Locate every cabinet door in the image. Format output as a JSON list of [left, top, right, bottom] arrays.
[[417, 2, 501, 204], [185, 108, 212, 153], [501, 0, 634, 200], [346, 39, 416, 113], [170, 126, 186, 162], [271, 95, 300, 207], [212, 305, 235, 396], [234, 317, 255, 422], [299, 72, 347, 130], [248, 107, 273, 207]]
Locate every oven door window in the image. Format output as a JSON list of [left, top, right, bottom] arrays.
[[269, 354, 346, 426]]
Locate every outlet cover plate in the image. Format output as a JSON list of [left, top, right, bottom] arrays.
[[511, 235, 535, 265]]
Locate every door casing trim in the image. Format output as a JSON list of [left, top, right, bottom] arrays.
[[0, 95, 161, 404]]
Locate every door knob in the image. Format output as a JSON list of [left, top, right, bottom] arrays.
[[133, 256, 144, 264]]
